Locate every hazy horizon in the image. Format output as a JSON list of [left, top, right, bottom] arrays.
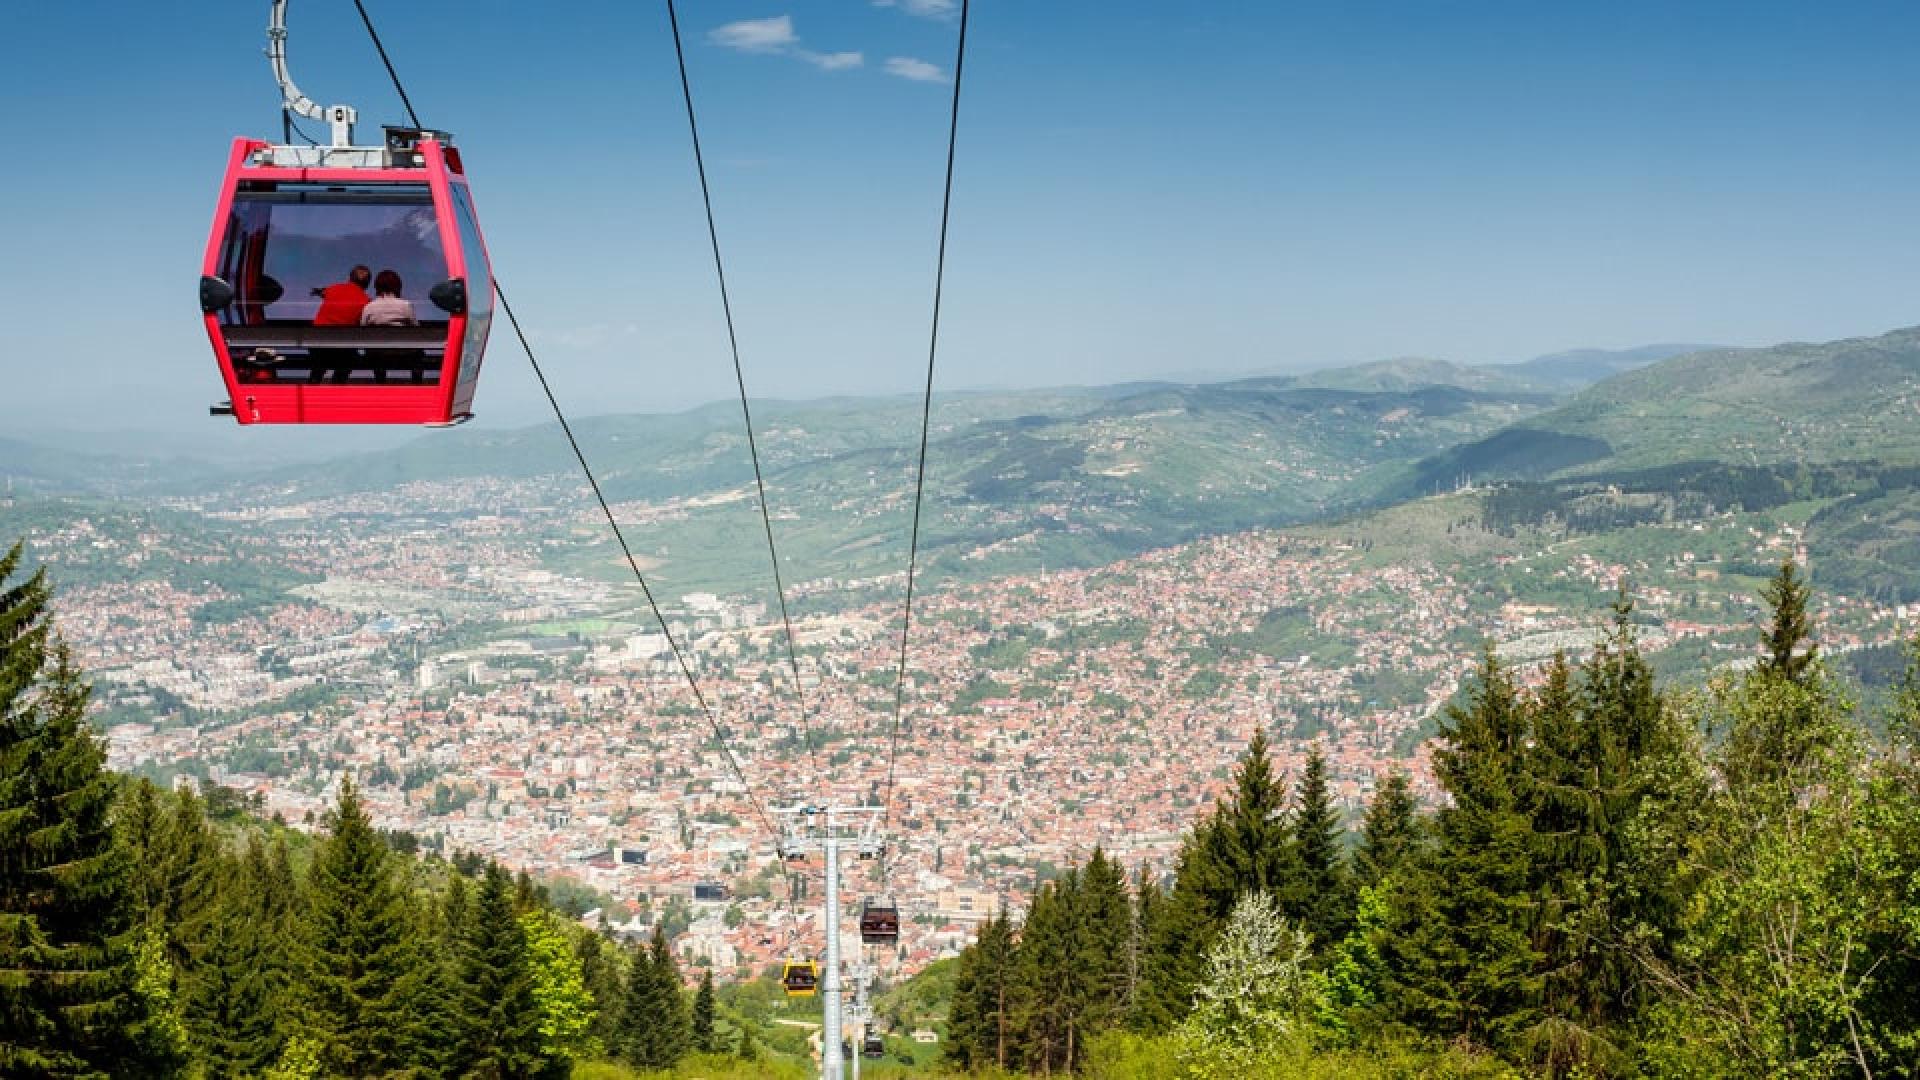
[[0, 334, 1734, 467], [9, 3, 1920, 436]]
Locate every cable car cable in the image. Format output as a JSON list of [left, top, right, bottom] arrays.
[[494, 282, 788, 848], [664, 0, 825, 791], [349, 0, 422, 129], [340, 0, 802, 890], [879, 0, 970, 868]]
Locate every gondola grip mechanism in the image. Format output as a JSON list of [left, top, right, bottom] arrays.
[[267, 0, 357, 147]]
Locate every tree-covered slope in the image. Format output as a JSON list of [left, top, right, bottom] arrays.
[[1414, 325, 1920, 490], [192, 376, 1553, 597]]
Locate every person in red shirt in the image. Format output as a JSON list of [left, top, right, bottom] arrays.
[[310, 264, 372, 382], [312, 265, 372, 326]]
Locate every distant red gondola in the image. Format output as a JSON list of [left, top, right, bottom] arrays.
[[199, 2, 492, 425], [859, 896, 900, 946]]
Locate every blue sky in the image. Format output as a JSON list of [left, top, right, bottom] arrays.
[[4, 2, 1920, 433]]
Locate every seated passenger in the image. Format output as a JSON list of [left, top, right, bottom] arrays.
[[361, 269, 425, 383], [312, 265, 371, 383], [360, 270, 418, 326], [312, 265, 372, 325]]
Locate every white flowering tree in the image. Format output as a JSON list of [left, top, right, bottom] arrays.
[[1175, 891, 1329, 1077]]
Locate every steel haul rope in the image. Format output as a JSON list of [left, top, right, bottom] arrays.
[[346, 0, 797, 881], [665, 0, 826, 795], [879, 0, 972, 872]]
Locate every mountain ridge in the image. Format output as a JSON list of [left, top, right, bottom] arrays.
[[0, 343, 1683, 496], [1411, 325, 1920, 490]]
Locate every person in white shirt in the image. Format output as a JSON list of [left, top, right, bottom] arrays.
[[359, 269, 418, 326]]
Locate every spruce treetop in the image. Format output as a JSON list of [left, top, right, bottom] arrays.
[[1758, 559, 1816, 684]]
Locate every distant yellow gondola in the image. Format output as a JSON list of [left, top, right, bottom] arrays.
[[782, 960, 819, 998]]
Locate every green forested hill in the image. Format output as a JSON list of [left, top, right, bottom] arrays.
[[13, 328, 1920, 605], [1485, 342, 1712, 390], [1290, 356, 1546, 394], [1414, 325, 1920, 487], [216, 377, 1553, 597], [1379, 327, 1920, 604]]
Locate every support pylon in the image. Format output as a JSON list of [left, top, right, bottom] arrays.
[[777, 804, 884, 1080]]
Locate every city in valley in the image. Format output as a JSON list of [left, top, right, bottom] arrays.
[[20, 462, 1912, 986]]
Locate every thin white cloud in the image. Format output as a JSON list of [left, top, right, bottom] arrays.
[[709, 16, 798, 53], [884, 56, 947, 83], [874, 0, 957, 18], [543, 322, 642, 350], [801, 50, 864, 71], [709, 15, 861, 73]]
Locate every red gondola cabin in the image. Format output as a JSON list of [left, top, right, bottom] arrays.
[[859, 897, 900, 946], [199, 128, 492, 425]]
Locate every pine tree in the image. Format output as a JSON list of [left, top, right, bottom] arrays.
[[621, 925, 690, 1069], [1136, 728, 1298, 1030], [1133, 823, 1216, 1032], [1518, 652, 1621, 1071], [1012, 874, 1077, 1071], [1568, 599, 1695, 1041], [1125, 869, 1159, 1022], [1073, 847, 1134, 1037], [193, 832, 300, 1073], [1216, 729, 1297, 901], [515, 868, 544, 912], [691, 969, 716, 1053], [1757, 558, 1816, 684], [116, 779, 168, 907], [245, 832, 298, 998], [455, 863, 549, 1078], [406, 872, 470, 1078], [947, 910, 1018, 1070], [1382, 646, 1539, 1053], [182, 857, 283, 1077], [260, 834, 299, 932], [1288, 743, 1353, 948], [294, 778, 426, 1075], [0, 545, 156, 1076], [947, 936, 983, 1069], [443, 865, 473, 935], [1352, 768, 1421, 892], [576, 928, 626, 1053], [1724, 563, 1841, 792], [616, 935, 657, 1064], [122, 782, 222, 961], [152, 789, 223, 970], [649, 925, 691, 1064]]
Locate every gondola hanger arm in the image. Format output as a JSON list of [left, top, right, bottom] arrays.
[[267, 0, 357, 146]]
